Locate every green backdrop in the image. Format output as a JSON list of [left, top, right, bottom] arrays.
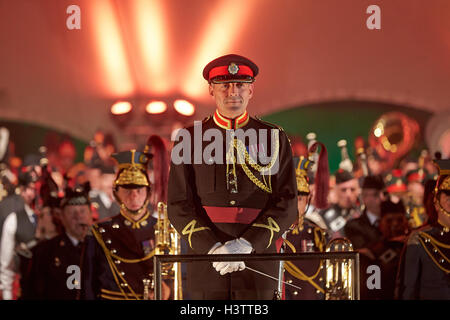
[[0, 119, 87, 163], [261, 100, 432, 172]]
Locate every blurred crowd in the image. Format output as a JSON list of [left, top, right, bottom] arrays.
[[287, 134, 446, 300], [0, 125, 447, 300], [0, 128, 125, 299]]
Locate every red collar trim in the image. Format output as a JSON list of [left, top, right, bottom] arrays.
[[213, 110, 249, 130]]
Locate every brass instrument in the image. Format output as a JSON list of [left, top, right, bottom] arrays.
[[142, 278, 152, 300], [154, 201, 183, 300], [325, 238, 356, 300], [369, 112, 419, 169], [337, 139, 353, 172]]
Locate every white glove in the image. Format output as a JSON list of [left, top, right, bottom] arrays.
[[208, 238, 253, 275]]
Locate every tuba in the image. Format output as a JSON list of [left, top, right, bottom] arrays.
[[324, 238, 356, 300]]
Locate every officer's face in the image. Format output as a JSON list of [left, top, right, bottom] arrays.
[[335, 179, 360, 209], [117, 186, 148, 211], [61, 204, 92, 241], [209, 82, 253, 115]]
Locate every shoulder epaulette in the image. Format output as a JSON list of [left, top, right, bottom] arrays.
[[254, 116, 284, 131], [407, 229, 422, 245]]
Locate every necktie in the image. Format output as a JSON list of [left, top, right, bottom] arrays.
[[31, 213, 38, 228]]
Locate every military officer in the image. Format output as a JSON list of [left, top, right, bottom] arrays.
[[80, 146, 170, 300], [397, 158, 450, 299], [168, 54, 297, 299], [23, 183, 92, 299], [283, 142, 330, 300]]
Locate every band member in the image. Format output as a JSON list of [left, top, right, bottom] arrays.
[[23, 183, 92, 299], [320, 169, 361, 239], [283, 142, 330, 300], [358, 200, 409, 300], [385, 169, 408, 204], [0, 168, 38, 300], [89, 164, 120, 221], [397, 159, 450, 300], [168, 54, 297, 299], [344, 175, 385, 249], [80, 138, 170, 300]]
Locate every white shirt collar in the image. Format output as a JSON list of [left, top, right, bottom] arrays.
[[24, 204, 34, 217], [66, 232, 79, 247], [366, 210, 379, 226]]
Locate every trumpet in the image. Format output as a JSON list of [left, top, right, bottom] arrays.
[[325, 238, 356, 300], [154, 201, 183, 300]]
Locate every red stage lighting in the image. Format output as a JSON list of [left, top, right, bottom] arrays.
[[174, 99, 195, 116], [145, 101, 167, 114], [111, 101, 133, 115]]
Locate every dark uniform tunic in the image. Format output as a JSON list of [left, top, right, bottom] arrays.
[[398, 223, 450, 300], [80, 213, 157, 300], [283, 218, 328, 300], [168, 112, 297, 299], [23, 233, 83, 300], [344, 210, 383, 250], [358, 236, 406, 300]]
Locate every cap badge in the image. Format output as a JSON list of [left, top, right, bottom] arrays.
[[228, 62, 239, 75]]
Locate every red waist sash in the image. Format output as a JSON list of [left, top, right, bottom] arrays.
[[203, 206, 260, 224]]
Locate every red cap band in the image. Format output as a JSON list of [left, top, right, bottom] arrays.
[[208, 65, 253, 80]]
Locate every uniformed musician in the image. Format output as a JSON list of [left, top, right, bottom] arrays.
[[283, 142, 330, 300], [398, 159, 450, 300], [167, 54, 297, 299], [320, 170, 361, 239], [80, 148, 170, 300], [24, 183, 92, 299]]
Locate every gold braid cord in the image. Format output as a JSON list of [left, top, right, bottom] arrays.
[[181, 220, 211, 249], [284, 261, 324, 294], [92, 225, 155, 300], [227, 136, 279, 193], [283, 226, 326, 293], [418, 232, 450, 274]]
